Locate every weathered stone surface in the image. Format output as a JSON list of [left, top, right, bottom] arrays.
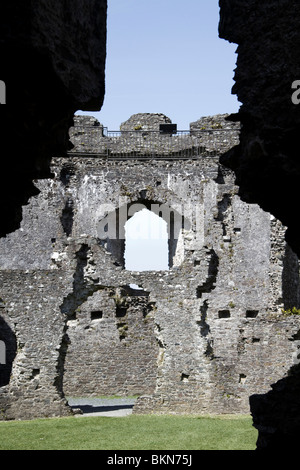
[[0, 270, 74, 420], [0, 114, 299, 420], [0, 0, 107, 237], [63, 288, 158, 397], [219, 0, 300, 257], [120, 113, 172, 132], [69, 113, 240, 157], [219, 0, 300, 449]]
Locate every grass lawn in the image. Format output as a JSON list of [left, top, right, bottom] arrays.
[[0, 414, 257, 450]]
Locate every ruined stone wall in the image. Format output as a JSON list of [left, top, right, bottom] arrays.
[[219, 0, 300, 448], [0, 114, 299, 419], [219, 0, 300, 257], [69, 113, 240, 156], [0, 270, 74, 420], [0, 1, 107, 238], [63, 288, 158, 397]]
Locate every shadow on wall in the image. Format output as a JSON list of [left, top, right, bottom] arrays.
[[282, 245, 300, 310]]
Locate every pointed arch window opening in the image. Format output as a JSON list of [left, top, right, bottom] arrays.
[[98, 201, 189, 270], [124, 208, 169, 272]]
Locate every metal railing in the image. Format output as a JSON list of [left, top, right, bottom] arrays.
[[68, 127, 240, 159]]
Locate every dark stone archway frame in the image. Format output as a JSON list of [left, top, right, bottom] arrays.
[[98, 197, 191, 270]]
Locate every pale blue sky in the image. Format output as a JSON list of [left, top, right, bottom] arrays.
[[124, 209, 169, 271], [77, 1, 240, 270], [77, 0, 240, 130]]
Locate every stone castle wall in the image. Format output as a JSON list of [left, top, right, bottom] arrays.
[[0, 114, 299, 419], [68, 113, 240, 157]]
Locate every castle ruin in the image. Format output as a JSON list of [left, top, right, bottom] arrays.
[[0, 113, 299, 420]]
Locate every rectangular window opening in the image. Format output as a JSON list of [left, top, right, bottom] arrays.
[[91, 310, 103, 320], [30, 369, 40, 380], [252, 337, 260, 343], [246, 310, 259, 318], [116, 306, 127, 318], [181, 373, 189, 383], [239, 373, 247, 384], [218, 310, 231, 319]]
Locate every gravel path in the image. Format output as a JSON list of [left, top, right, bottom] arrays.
[[67, 397, 137, 417]]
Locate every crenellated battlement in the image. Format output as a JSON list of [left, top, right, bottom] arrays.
[[68, 113, 240, 159]]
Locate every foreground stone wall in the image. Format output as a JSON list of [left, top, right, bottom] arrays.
[[0, 270, 74, 420], [219, 0, 300, 257], [219, 0, 300, 448], [0, 114, 299, 419], [0, 1, 107, 238]]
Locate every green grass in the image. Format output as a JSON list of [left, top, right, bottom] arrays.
[[0, 414, 257, 450]]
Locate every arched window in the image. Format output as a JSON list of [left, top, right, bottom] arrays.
[[124, 208, 169, 271], [97, 201, 188, 269]]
